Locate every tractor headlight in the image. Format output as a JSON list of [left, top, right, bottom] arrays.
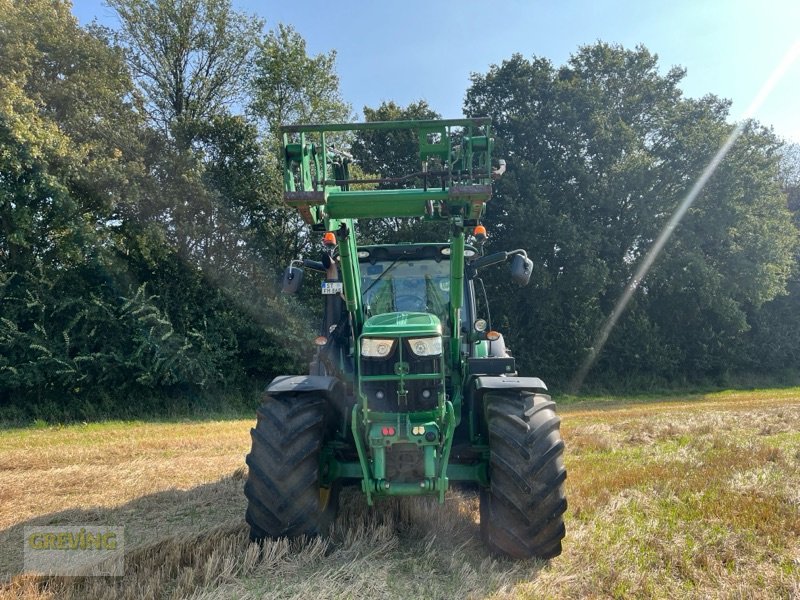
[[361, 338, 396, 358], [408, 336, 443, 357]]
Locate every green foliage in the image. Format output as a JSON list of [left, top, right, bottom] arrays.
[[0, 1, 315, 421], [351, 100, 439, 182], [1, 0, 798, 422], [464, 44, 797, 387], [350, 100, 450, 244], [107, 0, 263, 140], [247, 22, 353, 271], [250, 23, 351, 137], [779, 142, 800, 229], [736, 142, 800, 373]]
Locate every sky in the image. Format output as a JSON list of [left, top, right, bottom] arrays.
[[72, 0, 800, 142]]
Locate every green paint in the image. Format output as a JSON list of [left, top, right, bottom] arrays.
[[280, 118, 502, 498]]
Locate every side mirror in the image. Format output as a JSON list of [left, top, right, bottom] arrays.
[[510, 254, 533, 287], [282, 265, 304, 294]]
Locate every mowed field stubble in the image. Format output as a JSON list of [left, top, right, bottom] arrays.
[[1, 389, 799, 599]]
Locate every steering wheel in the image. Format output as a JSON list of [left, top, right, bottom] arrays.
[[395, 295, 427, 312]]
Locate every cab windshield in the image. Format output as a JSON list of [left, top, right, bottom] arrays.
[[360, 259, 450, 322]]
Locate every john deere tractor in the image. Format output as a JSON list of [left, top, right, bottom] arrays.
[[244, 118, 567, 559]]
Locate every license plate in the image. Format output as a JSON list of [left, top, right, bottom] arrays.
[[321, 282, 343, 295]]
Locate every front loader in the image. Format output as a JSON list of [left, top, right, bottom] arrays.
[[243, 118, 567, 559]]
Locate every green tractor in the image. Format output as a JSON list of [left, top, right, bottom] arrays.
[[244, 118, 567, 559]]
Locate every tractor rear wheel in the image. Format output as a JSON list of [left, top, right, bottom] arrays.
[[244, 393, 338, 541], [480, 391, 567, 559]]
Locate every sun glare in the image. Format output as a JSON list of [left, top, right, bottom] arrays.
[[570, 39, 800, 392]]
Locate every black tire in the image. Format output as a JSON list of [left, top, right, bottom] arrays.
[[480, 391, 567, 559], [244, 393, 338, 541]]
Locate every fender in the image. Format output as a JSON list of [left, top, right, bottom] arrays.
[[266, 375, 343, 399], [265, 375, 351, 438], [470, 375, 548, 399], [466, 376, 550, 444]]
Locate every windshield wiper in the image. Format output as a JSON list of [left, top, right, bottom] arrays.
[[361, 257, 402, 301]]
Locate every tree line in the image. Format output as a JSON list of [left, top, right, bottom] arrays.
[[1, 0, 798, 420]]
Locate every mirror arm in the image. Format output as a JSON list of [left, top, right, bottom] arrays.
[[467, 251, 508, 277], [467, 249, 529, 277]]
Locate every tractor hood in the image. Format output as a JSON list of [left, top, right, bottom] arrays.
[[362, 312, 442, 337]]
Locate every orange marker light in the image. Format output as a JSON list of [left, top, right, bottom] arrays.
[[485, 330, 502, 341], [322, 232, 337, 246], [473, 225, 487, 242]]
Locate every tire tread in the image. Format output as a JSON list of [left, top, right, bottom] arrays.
[[480, 391, 568, 559]]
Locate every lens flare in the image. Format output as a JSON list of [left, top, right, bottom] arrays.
[[571, 40, 800, 393]]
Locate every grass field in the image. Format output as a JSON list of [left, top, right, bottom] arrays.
[[1, 389, 799, 599]]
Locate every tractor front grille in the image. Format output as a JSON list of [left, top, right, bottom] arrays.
[[360, 340, 441, 412]]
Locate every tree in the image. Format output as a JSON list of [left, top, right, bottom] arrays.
[[105, 1, 267, 265], [779, 142, 800, 226], [351, 100, 440, 182], [349, 100, 446, 244], [248, 24, 352, 267], [102, 3, 320, 389], [107, 0, 263, 142], [464, 44, 797, 386], [250, 23, 351, 136], [0, 0, 164, 413], [736, 141, 800, 376], [0, 0, 310, 419], [0, 0, 145, 272]]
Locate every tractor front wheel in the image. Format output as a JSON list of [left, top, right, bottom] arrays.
[[480, 391, 567, 559], [244, 393, 338, 541]]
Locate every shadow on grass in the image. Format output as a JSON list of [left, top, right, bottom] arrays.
[[0, 469, 248, 587], [0, 471, 544, 600]]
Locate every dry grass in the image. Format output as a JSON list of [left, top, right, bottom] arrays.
[[0, 420, 250, 582], [549, 390, 800, 599], [2, 388, 800, 599]]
